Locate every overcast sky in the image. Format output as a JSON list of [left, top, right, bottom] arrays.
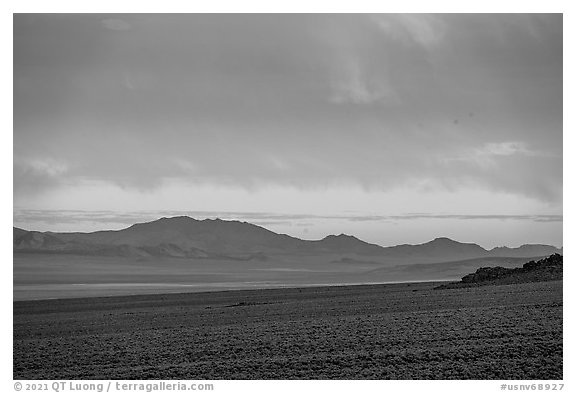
[[13, 14, 563, 248]]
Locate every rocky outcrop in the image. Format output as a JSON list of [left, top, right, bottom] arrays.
[[436, 254, 562, 289]]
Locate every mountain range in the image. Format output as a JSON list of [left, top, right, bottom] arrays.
[[13, 216, 562, 263]]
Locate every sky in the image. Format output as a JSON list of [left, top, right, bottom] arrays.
[[13, 13, 563, 248]]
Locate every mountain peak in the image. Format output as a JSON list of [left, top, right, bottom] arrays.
[[157, 216, 197, 222], [429, 237, 458, 243], [392, 236, 488, 258], [129, 216, 198, 229], [322, 233, 359, 241]]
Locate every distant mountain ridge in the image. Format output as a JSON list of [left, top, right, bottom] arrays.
[[488, 244, 563, 258], [379, 237, 488, 260], [13, 216, 563, 262]]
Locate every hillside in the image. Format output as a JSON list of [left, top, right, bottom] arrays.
[[380, 237, 487, 260], [435, 254, 563, 289]]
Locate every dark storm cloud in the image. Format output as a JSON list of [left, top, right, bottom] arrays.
[[14, 14, 562, 204]]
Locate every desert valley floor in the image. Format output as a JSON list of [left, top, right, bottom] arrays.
[[13, 252, 542, 301], [14, 279, 562, 379]]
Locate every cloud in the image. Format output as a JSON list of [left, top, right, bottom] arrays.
[[391, 214, 562, 222], [431, 140, 562, 204], [329, 58, 398, 105], [13, 14, 562, 209], [441, 141, 554, 169], [345, 213, 562, 223], [371, 14, 446, 50], [123, 73, 135, 90], [480, 142, 532, 156], [101, 18, 132, 31], [13, 158, 69, 194], [27, 158, 68, 176], [13, 209, 562, 232]]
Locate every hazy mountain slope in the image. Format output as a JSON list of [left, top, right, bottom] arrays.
[[13, 227, 28, 243], [28, 217, 391, 257], [14, 216, 563, 261], [312, 234, 386, 255], [379, 237, 488, 260], [488, 244, 563, 258], [50, 217, 309, 254], [14, 228, 66, 250]]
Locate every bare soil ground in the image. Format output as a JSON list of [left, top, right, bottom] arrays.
[[14, 280, 562, 379]]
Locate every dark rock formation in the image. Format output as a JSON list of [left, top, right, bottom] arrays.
[[435, 254, 562, 289]]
